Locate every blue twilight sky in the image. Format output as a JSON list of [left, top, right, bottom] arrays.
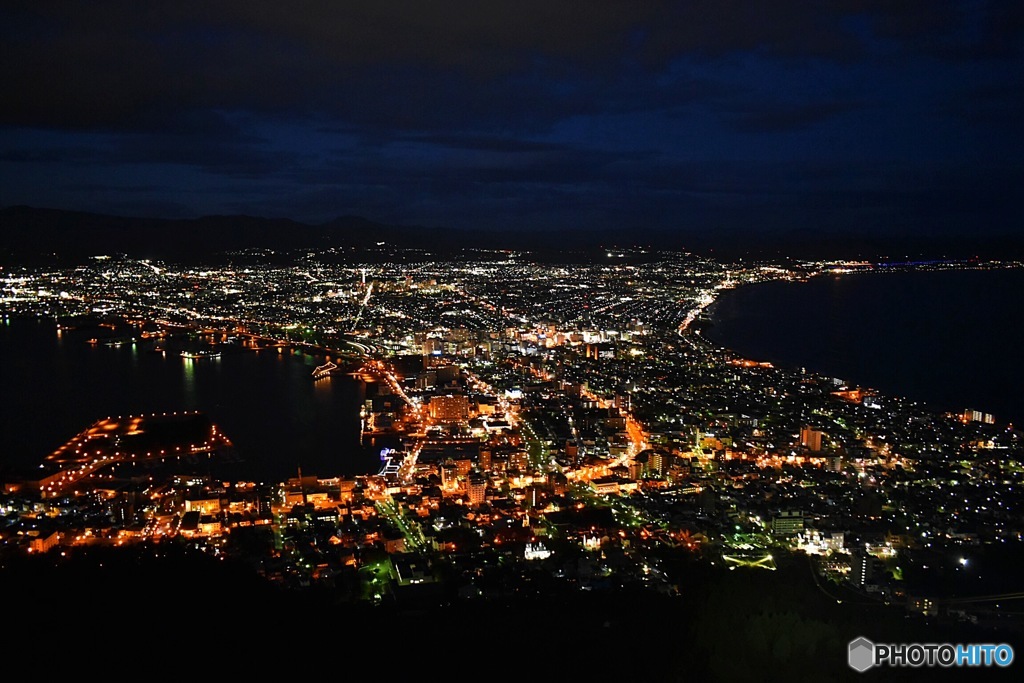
[[1, 1, 1022, 240]]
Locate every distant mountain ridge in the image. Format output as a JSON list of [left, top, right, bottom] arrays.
[[2, 205, 1021, 264], [0, 205, 545, 264]]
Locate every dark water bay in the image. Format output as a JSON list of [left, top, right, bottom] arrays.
[[703, 267, 1024, 427], [0, 317, 392, 483]]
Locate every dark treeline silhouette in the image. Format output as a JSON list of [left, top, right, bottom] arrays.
[[5, 544, 1020, 681]]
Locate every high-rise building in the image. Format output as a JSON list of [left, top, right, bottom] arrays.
[[467, 470, 487, 506], [628, 459, 644, 480], [422, 338, 444, 355], [800, 427, 824, 452], [854, 551, 876, 587], [962, 409, 995, 425], [440, 460, 460, 491], [435, 364, 462, 383], [772, 510, 804, 536]]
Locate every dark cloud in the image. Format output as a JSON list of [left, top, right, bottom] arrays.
[[943, 83, 1024, 133], [1, 1, 1021, 239], [725, 100, 864, 133], [866, 0, 1024, 60], [108, 125, 304, 179], [0, 145, 100, 164], [394, 134, 577, 154], [2, 1, 998, 131]]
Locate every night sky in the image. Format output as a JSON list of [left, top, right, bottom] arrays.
[[2, 2, 1022, 241]]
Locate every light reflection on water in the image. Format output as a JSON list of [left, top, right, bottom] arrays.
[[1, 317, 391, 482]]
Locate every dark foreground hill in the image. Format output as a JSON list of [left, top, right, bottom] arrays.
[[4, 542, 1020, 681]]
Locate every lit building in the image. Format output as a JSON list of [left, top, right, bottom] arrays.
[[854, 551, 878, 587], [440, 461, 460, 491], [184, 497, 222, 515], [524, 543, 552, 560], [429, 394, 470, 421], [800, 427, 824, 452], [962, 409, 995, 424], [627, 459, 644, 480], [422, 338, 444, 355], [589, 476, 621, 495], [771, 510, 804, 536], [509, 450, 529, 472], [466, 470, 487, 506], [29, 531, 60, 553], [645, 449, 673, 476], [434, 364, 462, 384]]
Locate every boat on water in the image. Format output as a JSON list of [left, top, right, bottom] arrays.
[[181, 349, 221, 359], [85, 336, 137, 347]]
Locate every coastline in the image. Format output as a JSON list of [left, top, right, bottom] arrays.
[[696, 265, 1024, 427], [0, 317, 382, 482]]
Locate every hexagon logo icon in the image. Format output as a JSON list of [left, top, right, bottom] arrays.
[[848, 637, 875, 672]]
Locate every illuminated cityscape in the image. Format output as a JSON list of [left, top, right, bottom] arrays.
[[2, 244, 1022, 675], [3, 3, 1023, 675]]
